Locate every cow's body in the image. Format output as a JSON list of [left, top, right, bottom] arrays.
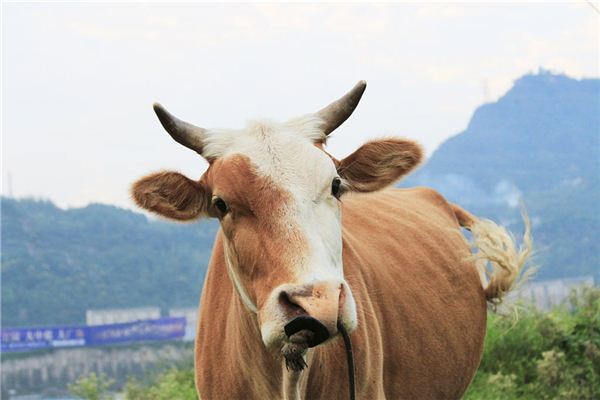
[[196, 187, 487, 399], [133, 81, 529, 400]]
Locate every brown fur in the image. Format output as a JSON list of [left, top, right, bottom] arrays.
[[131, 171, 209, 221], [195, 187, 487, 399], [202, 155, 311, 311], [451, 203, 477, 229], [337, 139, 423, 192]]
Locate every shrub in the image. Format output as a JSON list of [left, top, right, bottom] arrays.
[[68, 372, 113, 400], [125, 368, 197, 400], [464, 286, 599, 399]]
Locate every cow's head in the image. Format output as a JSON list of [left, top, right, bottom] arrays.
[[131, 82, 422, 354]]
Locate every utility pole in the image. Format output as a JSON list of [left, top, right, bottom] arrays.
[[482, 79, 490, 104], [7, 171, 14, 197]]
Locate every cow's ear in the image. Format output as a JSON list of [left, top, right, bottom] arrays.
[[337, 139, 423, 193], [131, 171, 209, 221]]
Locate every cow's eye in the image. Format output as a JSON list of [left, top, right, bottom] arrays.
[[212, 197, 229, 216], [331, 177, 342, 199]]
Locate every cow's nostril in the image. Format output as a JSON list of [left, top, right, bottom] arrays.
[[284, 316, 330, 348], [278, 291, 306, 315]]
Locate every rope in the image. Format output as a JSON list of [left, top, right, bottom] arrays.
[[337, 321, 356, 400]]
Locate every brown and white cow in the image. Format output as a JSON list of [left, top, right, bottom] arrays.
[[132, 82, 531, 399]]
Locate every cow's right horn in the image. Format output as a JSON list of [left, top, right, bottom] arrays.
[[153, 103, 207, 155], [316, 80, 367, 136]]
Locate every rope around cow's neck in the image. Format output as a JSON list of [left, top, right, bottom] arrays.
[[337, 321, 356, 400]]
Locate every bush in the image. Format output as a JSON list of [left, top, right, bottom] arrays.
[[464, 286, 600, 399], [68, 373, 113, 400], [125, 368, 197, 400]]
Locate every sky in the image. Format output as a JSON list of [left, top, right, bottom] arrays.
[[2, 2, 599, 210]]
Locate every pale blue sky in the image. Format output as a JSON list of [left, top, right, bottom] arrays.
[[2, 2, 598, 209]]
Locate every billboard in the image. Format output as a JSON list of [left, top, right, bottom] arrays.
[[85, 317, 186, 346], [1, 317, 186, 352], [1, 326, 86, 352]]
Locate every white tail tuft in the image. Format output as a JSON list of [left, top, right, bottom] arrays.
[[470, 211, 533, 307], [452, 204, 533, 308]]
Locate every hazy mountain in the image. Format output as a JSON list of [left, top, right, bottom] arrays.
[[402, 70, 600, 281]]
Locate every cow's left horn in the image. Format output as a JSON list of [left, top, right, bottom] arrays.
[[316, 80, 366, 135], [153, 103, 208, 154]]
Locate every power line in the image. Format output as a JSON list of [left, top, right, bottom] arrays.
[[586, 0, 600, 15]]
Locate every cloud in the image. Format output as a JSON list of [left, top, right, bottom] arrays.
[[416, 4, 467, 19]]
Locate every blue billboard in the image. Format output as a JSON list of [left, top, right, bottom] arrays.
[[85, 317, 186, 346], [1, 326, 86, 352], [1, 317, 186, 352]]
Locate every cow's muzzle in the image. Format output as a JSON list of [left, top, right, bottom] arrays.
[[282, 316, 329, 371], [279, 281, 343, 336], [278, 282, 345, 371]]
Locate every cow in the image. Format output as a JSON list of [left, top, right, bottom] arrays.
[[131, 81, 531, 399]]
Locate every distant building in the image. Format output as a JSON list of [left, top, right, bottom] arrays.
[[86, 307, 161, 326], [168, 307, 198, 341], [509, 276, 594, 310]]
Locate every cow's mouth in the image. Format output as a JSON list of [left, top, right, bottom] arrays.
[[281, 316, 330, 371], [285, 316, 330, 347], [280, 317, 356, 400]]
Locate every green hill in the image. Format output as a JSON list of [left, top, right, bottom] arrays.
[[1, 198, 218, 327]]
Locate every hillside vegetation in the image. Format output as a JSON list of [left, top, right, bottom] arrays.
[[1, 198, 217, 326], [464, 287, 599, 399]]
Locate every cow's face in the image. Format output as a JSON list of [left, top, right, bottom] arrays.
[[132, 82, 422, 353]]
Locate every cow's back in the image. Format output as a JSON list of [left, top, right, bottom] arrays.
[[305, 187, 487, 399]]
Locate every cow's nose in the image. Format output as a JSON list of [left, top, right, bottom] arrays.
[[280, 282, 343, 346]]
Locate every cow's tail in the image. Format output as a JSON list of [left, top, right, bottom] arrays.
[[452, 204, 533, 307]]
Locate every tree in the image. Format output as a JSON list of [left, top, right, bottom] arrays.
[[68, 373, 113, 400]]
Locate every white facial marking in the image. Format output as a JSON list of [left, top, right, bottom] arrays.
[[205, 114, 357, 345]]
